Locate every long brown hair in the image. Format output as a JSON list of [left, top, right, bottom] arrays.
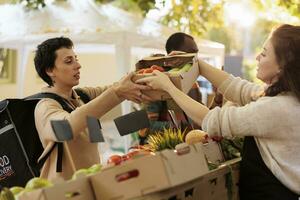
[[265, 24, 300, 101]]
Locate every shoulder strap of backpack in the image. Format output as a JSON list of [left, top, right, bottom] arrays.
[[27, 93, 74, 173], [26, 93, 73, 113], [28, 91, 91, 173], [74, 88, 90, 104]]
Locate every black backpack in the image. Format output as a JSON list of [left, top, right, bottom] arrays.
[[0, 89, 90, 187]]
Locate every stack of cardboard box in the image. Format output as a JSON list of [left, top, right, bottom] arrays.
[[17, 142, 239, 200]]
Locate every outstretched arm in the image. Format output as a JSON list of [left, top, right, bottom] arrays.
[[196, 57, 230, 88], [136, 70, 209, 125]]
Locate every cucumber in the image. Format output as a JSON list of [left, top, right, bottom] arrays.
[[168, 67, 180, 73], [179, 63, 192, 72], [168, 63, 192, 75]]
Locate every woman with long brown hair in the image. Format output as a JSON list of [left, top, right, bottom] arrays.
[[137, 24, 300, 199]]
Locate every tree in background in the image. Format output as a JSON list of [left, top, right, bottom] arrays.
[[254, 0, 300, 18], [95, 0, 155, 16], [11, 0, 156, 15], [278, 0, 300, 17], [160, 0, 225, 37], [12, 0, 46, 9], [10, 0, 300, 81]]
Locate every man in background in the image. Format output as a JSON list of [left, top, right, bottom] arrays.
[[138, 32, 202, 144]]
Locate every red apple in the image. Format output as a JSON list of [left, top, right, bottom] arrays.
[[107, 155, 122, 165]]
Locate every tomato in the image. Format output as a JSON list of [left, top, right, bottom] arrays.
[[143, 68, 153, 74], [121, 154, 131, 162], [137, 69, 145, 74], [107, 155, 122, 165], [126, 150, 152, 159], [126, 151, 140, 159], [151, 65, 165, 72]]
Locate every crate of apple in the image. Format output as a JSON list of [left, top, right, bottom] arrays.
[[107, 149, 154, 166]]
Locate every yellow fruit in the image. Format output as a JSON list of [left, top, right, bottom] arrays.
[[9, 187, 24, 196], [72, 169, 89, 180], [0, 187, 15, 200], [25, 177, 53, 190], [185, 129, 208, 144], [88, 164, 102, 174]]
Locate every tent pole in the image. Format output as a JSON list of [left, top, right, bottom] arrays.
[[17, 47, 29, 98], [115, 40, 132, 115], [115, 33, 134, 153]]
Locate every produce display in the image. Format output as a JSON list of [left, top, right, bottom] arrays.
[[0, 177, 52, 200], [72, 164, 102, 180], [107, 148, 153, 166], [219, 137, 244, 160], [136, 63, 192, 75], [1, 119, 240, 200], [147, 128, 186, 152], [0, 187, 14, 200], [185, 129, 209, 144], [135, 52, 195, 70]]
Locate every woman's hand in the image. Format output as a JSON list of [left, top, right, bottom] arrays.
[[113, 72, 153, 103], [135, 70, 175, 92]]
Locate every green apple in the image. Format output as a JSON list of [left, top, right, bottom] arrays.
[[10, 186, 24, 196], [0, 187, 15, 200], [25, 177, 53, 190], [72, 168, 89, 180], [88, 164, 102, 174]]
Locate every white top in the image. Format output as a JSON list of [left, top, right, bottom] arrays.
[[202, 75, 300, 194]]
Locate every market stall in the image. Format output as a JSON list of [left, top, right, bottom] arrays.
[[0, 2, 237, 199]]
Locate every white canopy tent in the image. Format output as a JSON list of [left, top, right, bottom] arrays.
[[0, 0, 225, 107]]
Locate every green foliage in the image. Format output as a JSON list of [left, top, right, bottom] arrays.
[[12, 0, 154, 15], [95, 0, 155, 16], [94, 0, 114, 3], [219, 137, 244, 161], [252, 0, 300, 19], [12, 0, 46, 10], [147, 128, 185, 152], [248, 19, 279, 57], [277, 0, 300, 17], [161, 0, 225, 37], [243, 58, 258, 82], [205, 26, 240, 54]]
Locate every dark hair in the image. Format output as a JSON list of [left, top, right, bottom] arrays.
[[165, 32, 197, 54], [34, 37, 73, 86], [265, 24, 300, 101]]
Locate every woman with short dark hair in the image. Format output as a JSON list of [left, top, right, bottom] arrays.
[[34, 37, 151, 180]]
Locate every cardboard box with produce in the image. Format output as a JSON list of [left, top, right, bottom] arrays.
[[5, 163, 102, 200], [4, 128, 239, 200], [89, 142, 209, 200], [133, 53, 199, 100], [87, 128, 227, 200], [133, 158, 240, 200]]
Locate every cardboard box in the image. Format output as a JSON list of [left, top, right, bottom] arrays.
[[202, 158, 240, 200], [89, 143, 209, 200], [133, 177, 205, 200], [132, 61, 199, 101], [18, 177, 95, 200], [134, 158, 240, 200], [202, 140, 225, 165]]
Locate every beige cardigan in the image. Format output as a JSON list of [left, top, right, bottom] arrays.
[[34, 86, 122, 181], [202, 75, 300, 194]]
